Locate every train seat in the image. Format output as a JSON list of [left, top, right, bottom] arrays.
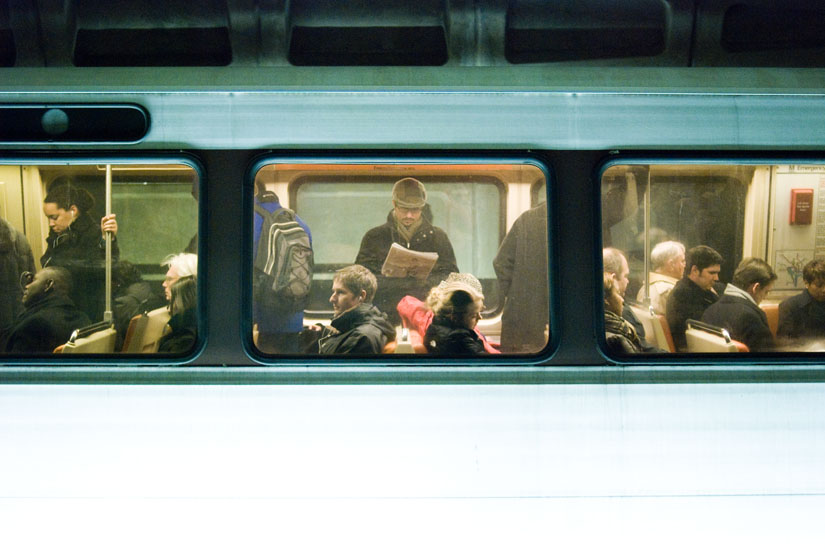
[[628, 303, 674, 353], [121, 307, 171, 354], [57, 323, 117, 354], [383, 327, 426, 354], [685, 319, 749, 353], [761, 303, 779, 338]]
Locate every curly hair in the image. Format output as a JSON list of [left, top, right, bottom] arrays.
[[44, 182, 95, 214]]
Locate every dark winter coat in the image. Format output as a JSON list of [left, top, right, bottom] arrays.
[[701, 284, 774, 352], [318, 303, 396, 354], [777, 289, 825, 341], [355, 210, 458, 323], [157, 307, 197, 354], [492, 203, 548, 353], [113, 281, 165, 350], [3, 293, 91, 353], [604, 309, 643, 355], [424, 315, 486, 355], [666, 277, 725, 352], [40, 212, 119, 322], [0, 218, 35, 336]]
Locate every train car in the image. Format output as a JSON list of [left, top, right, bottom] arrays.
[[2, 1, 825, 550]]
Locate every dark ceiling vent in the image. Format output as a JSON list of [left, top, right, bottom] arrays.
[[73, 27, 232, 66], [289, 25, 448, 66], [71, 0, 232, 66], [505, 0, 669, 64], [721, 5, 825, 53], [287, 0, 447, 66]]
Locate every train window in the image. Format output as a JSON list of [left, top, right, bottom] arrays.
[[251, 161, 550, 357], [0, 161, 199, 357], [601, 162, 825, 357]]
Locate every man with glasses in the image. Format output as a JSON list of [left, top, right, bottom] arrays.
[[2, 267, 90, 353], [355, 177, 458, 324]]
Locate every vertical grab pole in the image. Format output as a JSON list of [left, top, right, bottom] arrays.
[[642, 168, 651, 305], [104, 164, 113, 324]]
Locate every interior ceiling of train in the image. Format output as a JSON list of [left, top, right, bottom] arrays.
[[1, 0, 824, 69]]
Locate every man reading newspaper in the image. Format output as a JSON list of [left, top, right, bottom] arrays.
[[355, 177, 459, 324]]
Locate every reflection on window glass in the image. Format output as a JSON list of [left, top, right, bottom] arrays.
[[251, 162, 550, 356], [0, 162, 199, 356], [602, 163, 825, 355]]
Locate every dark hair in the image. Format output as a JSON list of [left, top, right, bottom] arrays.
[[169, 275, 197, 316], [803, 259, 825, 285], [686, 245, 723, 273], [41, 266, 73, 296], [732, 257, 777, 290], [112, 260, 142, 289], [43, 182, 95, 213]]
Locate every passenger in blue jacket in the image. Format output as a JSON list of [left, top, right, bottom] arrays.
[[252, 184, 312, 354], [701, 257, 777, 352]]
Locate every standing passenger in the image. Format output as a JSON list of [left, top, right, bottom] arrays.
[[637, 240, 686, 315], [666, 245, 725, 352], [318, 265, 395, 355], [252, 184, 313, 354], [355, 178, 458, 324], [701, 258, 776, 352], [40, 182, 118, 322], [0, 215, 35, 337], [493, 202, 549, 353]]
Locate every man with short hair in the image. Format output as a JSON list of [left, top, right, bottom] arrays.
[[637, 240, 686, 314], [355, 177, 458, 324], [777, 258, 825, 341], [603, 247, 645, 339], [666, 245, 725, 351], [2, 266, 91, 353], [318, 265, 396, 354], [702, 257, 777, 352]]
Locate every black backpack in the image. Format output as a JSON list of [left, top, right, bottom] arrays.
[[253, 204, 313, 311]]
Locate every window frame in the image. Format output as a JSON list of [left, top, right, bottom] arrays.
[[244, 154, 558, 366]]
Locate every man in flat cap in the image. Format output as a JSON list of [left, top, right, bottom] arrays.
[[355, 177, 458, 324]]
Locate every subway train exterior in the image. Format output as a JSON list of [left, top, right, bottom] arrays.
[[2, 1, 825, 551]]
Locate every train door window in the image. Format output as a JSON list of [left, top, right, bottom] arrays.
[[250, 161, 550, 358], [0, 161, 200, 358], [601, 161, 825, 358]]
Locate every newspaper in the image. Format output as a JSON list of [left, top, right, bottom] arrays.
[[380, 243, 439, 279]]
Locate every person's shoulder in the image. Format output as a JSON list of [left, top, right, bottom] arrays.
[[780, 290, 809, 308]]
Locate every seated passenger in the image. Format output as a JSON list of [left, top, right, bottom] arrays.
[[778, 259, 825, 342], [637, 240, 685, 315], [603, 247, 662, 352], [162, 252, 197, 302], [701, 257, 776, 352], [319, 265, 396, 354], [112, 260, 165, 350], [603, 272, 643, 355], [397, 273, 500, 353], [423, 279, 486, 355], [354, 177, 458, 324], [157, 275, 197, 354], [666, 245, 725, 352], [2, 266, 91, 353]]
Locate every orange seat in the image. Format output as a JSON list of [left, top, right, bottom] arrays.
[[761, 303, 779, 338], [656, 314, 676, 353]]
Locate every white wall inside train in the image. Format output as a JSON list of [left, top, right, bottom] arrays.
[[767, 165, 825, 293]]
